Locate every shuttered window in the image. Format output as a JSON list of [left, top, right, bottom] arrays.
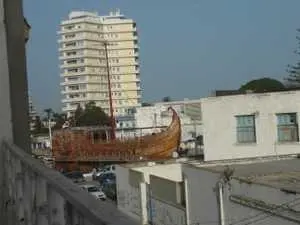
[[236, 115, 256, 143], [277, 113, 299, 142]]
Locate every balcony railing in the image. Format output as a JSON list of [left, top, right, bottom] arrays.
[[0, 140, 137, 225]]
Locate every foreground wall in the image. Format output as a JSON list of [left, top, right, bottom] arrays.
[[202, 91, 300, 161], [183, 164, 300, 225], [116, 163, 186, 225]]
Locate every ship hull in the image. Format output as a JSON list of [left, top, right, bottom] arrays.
[[52, 107, 181, 172]]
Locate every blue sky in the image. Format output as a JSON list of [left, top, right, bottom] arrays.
[[24, 0, 300, 113]]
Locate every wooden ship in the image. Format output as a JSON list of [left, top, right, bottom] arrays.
[[52, 107, 181, 172]]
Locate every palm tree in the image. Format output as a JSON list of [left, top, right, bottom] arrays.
[[44, 108, 53, 121]]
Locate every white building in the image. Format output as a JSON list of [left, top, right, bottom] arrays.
[[183, 157, 300, 225], [116, 156, 300, 225], [201, 90, 300, 161], [116, 90, 300, 225], [28, 95, 37, 131], [135, 99, 202, 142], [58, 10, 141, 117], [116, 161, 186, 225]]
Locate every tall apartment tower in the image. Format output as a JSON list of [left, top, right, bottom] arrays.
[[58, 10, 141, 118]]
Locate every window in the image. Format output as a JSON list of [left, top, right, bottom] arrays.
[[236, 115, 256, 143], [277, 113, 299, 142], [66, 59, 77, 64], [66, 51, 77, 56], [65, 42, 76, 47]]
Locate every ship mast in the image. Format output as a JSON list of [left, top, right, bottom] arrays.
[[104, 41, 116, 140]]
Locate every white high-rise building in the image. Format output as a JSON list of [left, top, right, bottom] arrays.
[[58, 10, 141, 118]]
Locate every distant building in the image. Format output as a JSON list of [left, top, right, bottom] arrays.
[[134, 99, 202, 142], [28, 96, 37, 131], [58, 10, 141, 118]]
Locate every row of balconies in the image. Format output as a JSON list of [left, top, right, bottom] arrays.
[[58, 31, 137, 43], [61, 68, 140, 77], [62, 99, 141, 112], [58, 24, 137, 35], [59, 51, 139, 60], [60, 60, 139, 69], [60, 77, 140, 86], [58, 43, 139, 52]]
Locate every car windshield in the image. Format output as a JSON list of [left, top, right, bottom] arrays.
[[87, 186, 100, 192]]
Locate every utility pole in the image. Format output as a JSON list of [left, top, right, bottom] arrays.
[[103, 41, 116, 140]]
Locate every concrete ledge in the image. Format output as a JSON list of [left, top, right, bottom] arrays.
[[2, 140, 138, 225]]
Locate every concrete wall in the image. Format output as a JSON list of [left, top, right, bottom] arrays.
[[133, 163, 183, 183], [116, 163, 186, 225], [148, 196, 186, 225], [201, 91, 300, 161], [115, 165, 142, 222], [183, 164, 300, 225], [223, 179, 299, 225], [183, 165, 220, 225]]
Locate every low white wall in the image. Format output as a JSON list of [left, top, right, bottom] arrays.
[[115, 165, 141, 222], [133, 163, 183, 183], [148, 196, 186, 225]]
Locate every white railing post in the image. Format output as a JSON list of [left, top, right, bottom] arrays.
[[35, 177, 48, 225], [47, 186, 66, 225], [16, 159, 25, 223], [23, 167, 33, 224]]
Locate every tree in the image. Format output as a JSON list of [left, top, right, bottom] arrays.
[[52, 113, 67, 130], [44, 108, 53, 119], [162, 96, 172, 102], [286, 29, 300, 86], [31, 116, 48, 135], [239, 78, 285, 92], [74, 101, 110, 127]]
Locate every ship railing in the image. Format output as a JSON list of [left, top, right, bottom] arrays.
[[0, 140, 137, 225]]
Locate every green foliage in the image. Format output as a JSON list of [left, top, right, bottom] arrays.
[[52, 113, 67, 130], [239, 78, 285, 92], [31, 116, 48, 135], [44, 108, 53, 120], [162, 96, 172, 102], [71, 101, 110, 127]]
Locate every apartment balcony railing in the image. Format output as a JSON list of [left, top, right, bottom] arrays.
[[0, 140, 137, 225]]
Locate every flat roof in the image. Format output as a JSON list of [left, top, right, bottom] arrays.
[[189, 157, 300, 193]]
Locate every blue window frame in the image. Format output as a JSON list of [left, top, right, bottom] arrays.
[[236, 115, 256, 143], [277, 113, 298, 142]]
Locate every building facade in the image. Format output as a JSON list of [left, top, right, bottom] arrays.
[[183, 158, 300, 225], [58, 10, 141, 118], [28, 95, 37, 132], [116, 162, 186, 225], [117, 157, 300, 225], [135, 99, 203, 141], [201, 90, 300, 161]]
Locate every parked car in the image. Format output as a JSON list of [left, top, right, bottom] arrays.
[[83, 165, 115, 181], [97, 172, 116, 185], [80, 184, 106, 201], [102, 180, 117, 201], [64, 171, 85, 183], [102, 165, 116, 173]]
